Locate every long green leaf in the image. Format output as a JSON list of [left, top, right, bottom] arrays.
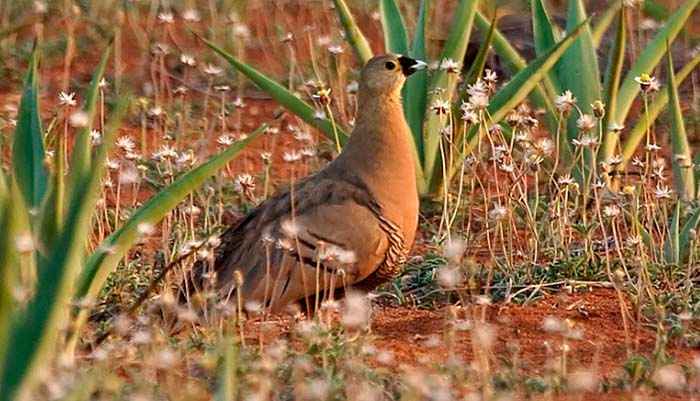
[[473, 11, 559, 134], [465, 13, 496, 86], [0, 98, 128, 401], [331, 0, 373, 63], [664, 202, 681, 264], [531, 0, 560, 92], [612, 0, 699, 127], [0, 180, 24, 383], [404, 0, 429, 159], [599, 6, 626, 163], [591, 1, 621, 48], [643, 0, 670, 20], [666, 49, 694, 201], [557, 0, 601, 142], [215, 338, 239, 401], [379, 0, 409, 55], [679, 205, 700, 263], [12, 46, 46, 211], [620, 53, 700, 166], [201, 36, 348, 145], [68, 43, 112, 190], [488, 18, 591, 127], [74, 126, 263, 305], [422, 0, 478, 191], [460, 17, 591, 165]]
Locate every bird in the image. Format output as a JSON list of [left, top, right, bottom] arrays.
[[182, 54, 426, 313]]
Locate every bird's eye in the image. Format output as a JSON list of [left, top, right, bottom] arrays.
[[385, 61, 396, 70]]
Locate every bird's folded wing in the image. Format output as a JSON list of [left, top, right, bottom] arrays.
[[208, 176, 390, 307]]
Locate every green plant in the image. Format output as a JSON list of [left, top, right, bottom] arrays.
[[0, 45, 257, 401], [201, 0, 594, 197]]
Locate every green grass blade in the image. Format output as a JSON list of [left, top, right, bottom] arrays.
[[487, 18, 591, 127], [404, 0, 429, 159], [620, 53, 700, 167], [591, 1, 621, 48], [643, 0, 669, 20], [0, 98, 128, 401], [74, 126, 263, 305], [557, 0, 601, 142], [599, 6, 626, 163], [531, 0, 560, 92], [612, 0, 699, 127], [666, 49, 694, 201], [473, 11, 559, 133], [215, 338, 239, 401], [453, 18, 591, 185], [664, 202, 681, 264], [0, 181, 24, 382], [379, 0, 409, 55], [465, 13, 496, 86], [68, 43, 112, 191], [331, 0, 373, 63], [679, 206, 700, 263], [422, 0, 478, 190], [201, 36, 348, 145], [12, 46, 47, 212]]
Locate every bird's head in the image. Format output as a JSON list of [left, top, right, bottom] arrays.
[[359, 54, 427, 97]]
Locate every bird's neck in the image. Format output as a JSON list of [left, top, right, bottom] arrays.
[[332, 90, 418, 212], [341, 91, 415, 173]]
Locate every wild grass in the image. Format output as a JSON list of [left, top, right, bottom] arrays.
[[0, 0, 698, 400]]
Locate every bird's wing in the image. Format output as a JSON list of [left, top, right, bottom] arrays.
[[188, 174, 392, 309]]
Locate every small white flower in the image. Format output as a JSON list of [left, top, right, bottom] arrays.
[[15, 232, 35, 253], [431, 99, 450, 115], [233, 174, 255, 195], [654, 184, 673, 199], [603, 205, 620, 218], [327, 45, 344, 55], [203, 64, 223, 76], [137, 222, 155, 236], [158, 12, 174, 23], [180, 53, 196, 67], [217, 134, 235, 146], [116, 136, 136, 152], [634, 73, 660, 93], [652, 365, 686, 391], [182, 8, 201, 22], [68, 111, 89, 127], [489, 203, 507, 221], [280, 218, 302, 238], [608, 122, 625, 133], [572, 134, 598, 148], [58, 91, 77, 107], [576, 113, 596, 132], [555, 90, 576, 114], [152, 145, 178, 161], [283, 150, 302, 162], [468, 92, 489, 110], [436, 267, 462, 288], [90, 130, 101, 145], [346, 81, 359, 94], [341, 292, 370, 329], [232, 23, 250, 38], [645, 143, 661, 152], [439, 58, 460, 73], [558, 175, 575, 186], [148, 106, 163, 117]]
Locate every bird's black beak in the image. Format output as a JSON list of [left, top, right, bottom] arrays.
[[398, 56, 427, 77]]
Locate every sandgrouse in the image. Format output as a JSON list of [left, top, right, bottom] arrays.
[[184, 54, 425, 312]]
